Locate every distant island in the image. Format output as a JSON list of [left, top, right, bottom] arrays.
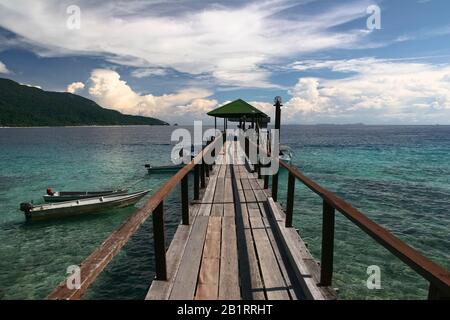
[[0, 78, 168, 127]]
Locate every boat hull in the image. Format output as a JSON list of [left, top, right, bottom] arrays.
[[43, 189, 128, 202], [26, 191, 149, 221], [147, 164, 184, 174]]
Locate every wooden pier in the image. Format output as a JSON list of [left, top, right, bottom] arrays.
[[48, 133, 450, 300], [146, 140, 334, 300]]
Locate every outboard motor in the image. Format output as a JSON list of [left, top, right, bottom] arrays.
[[20, 202, 33, 220], [20, 202, 33, 213], [47, 187, 55, 196], [144, 164, 151, 169]]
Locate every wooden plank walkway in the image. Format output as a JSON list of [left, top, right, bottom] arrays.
[[147, 141, 336, 300]]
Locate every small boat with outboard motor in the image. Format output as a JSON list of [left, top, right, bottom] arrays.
[[20, 190, 150, 221], [279, 145, 294, 163]]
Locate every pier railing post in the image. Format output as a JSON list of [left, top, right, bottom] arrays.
[[153, 201, 167, 281], [205, 140, 211, 177], [272, 172, 279, 202], [211, 137, 216, 167], [264, 174, 269, 189], [200, 149, 206, 189], [428, 283, 448, 300], [272, 96, 282, 204], [181, 175, 189, 225], [285, 173, 295, 228], [320, 200, 335, 286], [257, 133, 261, 179], [194, 164, 200, 200]]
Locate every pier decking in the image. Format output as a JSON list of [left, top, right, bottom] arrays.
[[146, 141, 334, 300]]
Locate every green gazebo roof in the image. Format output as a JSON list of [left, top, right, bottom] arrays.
[[207, 99, 269, 119]]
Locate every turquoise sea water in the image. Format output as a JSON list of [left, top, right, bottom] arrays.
[[0, 125, 448, 299]]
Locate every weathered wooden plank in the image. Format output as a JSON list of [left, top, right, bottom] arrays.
[[246, 176, 299, 299], [219, 215, 240, 299], [169, 216, 210, 300], [248, 178, 266, 202], [243, 188, 257, 203], [239, 202, 266, 300], [219, 163, 227, 178], [196, 217, 222, 300], [146, 202, 202, 300], [261, 213, 298, 300], [240, 179, 252, 190], [224, 178, 234, 203], [214, 167, 225, 204], [223, 203, 235, 217], [197, 175, 218, 217], [266, 198, 337, 300], [211, 203, 224, 217], [250, 218, 291, 300]]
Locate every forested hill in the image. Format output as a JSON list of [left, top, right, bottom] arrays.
[[0, 78, 168, 127]]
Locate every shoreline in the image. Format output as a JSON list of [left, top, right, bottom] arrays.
[[0, 124, 448, 129], [0, 125, 172, 129]]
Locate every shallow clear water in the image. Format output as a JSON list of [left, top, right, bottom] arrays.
[[0, 125, 448, 299]]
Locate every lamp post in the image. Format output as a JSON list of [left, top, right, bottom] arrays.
[[272, 96, 282, 202]]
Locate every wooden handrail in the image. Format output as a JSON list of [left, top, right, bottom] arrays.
[[48, 136, 221, 300], [279, 160, 450, 298]]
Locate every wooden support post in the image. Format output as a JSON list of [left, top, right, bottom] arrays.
[[428, 283, 448, 300], [256, 133, 261, 179], [264, 174, 269, 189], [272, 172, 278, 202], [272, 97, 282, 202], [285, 173, 295, 228], [200, 159, 206, 188], [212, 139, 216, 166], [320, 200, 335, 286], [152, 201, 167, 281], [205, 160, 210, 177], [181, 175, 189, 225], [245, 137, 249, 158], [194, 164, 200, 200], [205, 140, 211, 176]]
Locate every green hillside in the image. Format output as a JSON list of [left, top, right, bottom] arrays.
[[0, 78, 168, 126]]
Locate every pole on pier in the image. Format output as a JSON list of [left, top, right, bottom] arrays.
[[320, 200, 335, 286], [152, 201, 167, 280], [200, 147, 206, 189], [206, 139, 211, 175], [181, 147, 189, 225], [272, 96, 282, 202], [181, 175, 189, 225], [264, 174, 269, 189], [194, 164, 200, 200], [192, 144, 200, 200], [257, 130, 261, 179], [285, 173, 295, 228]]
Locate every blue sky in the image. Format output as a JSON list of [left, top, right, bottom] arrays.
[[1, 0, 450, 124]]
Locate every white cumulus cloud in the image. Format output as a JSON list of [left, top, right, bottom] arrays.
[[283, 58, 450, 123], [66, 82, 85, 93], [0, 60, 10, 74], [87, 69, 217, 122]]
